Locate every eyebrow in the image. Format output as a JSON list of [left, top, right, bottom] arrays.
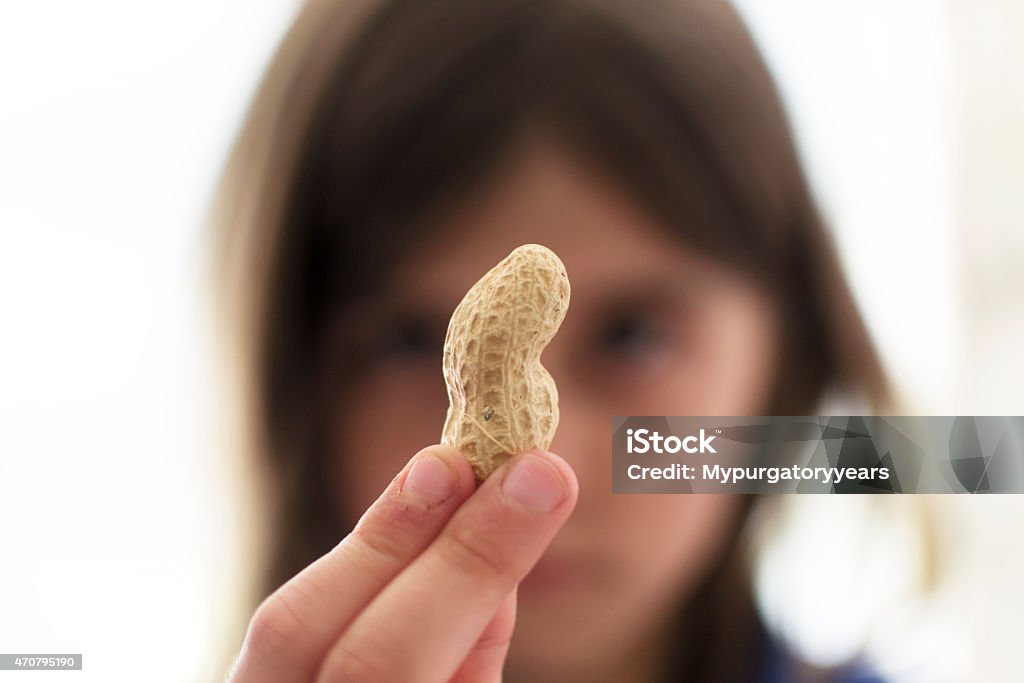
[[331, 292, 454, 339], [338, 264, 713, 334], [580, 272, 709, 314]]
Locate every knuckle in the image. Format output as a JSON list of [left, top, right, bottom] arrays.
[[437, 521, 511, 581], [376, 491, 436, 531], [244, 591, 308, 658], [319, 640, 390, 683], [471, 633, 513, 659], [349, 497, 432, 564], [473, 620, 514, 654]]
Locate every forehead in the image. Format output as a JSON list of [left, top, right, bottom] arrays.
[[386, 135, 726, 310]]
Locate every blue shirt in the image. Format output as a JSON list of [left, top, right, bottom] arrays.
[[758, 635, 888, 683]]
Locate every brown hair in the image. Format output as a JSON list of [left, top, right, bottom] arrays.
[[211, 0, 894, 680]]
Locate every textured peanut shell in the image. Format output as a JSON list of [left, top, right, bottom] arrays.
[[441, 244, 571, 480]]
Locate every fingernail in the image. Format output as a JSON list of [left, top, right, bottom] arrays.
[[501, 453, 567, 511], [403, 454, 457, 504]]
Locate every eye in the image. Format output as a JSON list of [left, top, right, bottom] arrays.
[[370, 316, 443, 360], [596, 312, 669, 357]]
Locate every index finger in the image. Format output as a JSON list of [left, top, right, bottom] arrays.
[[230, 444, 477, 683]]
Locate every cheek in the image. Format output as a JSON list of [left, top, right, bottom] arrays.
[[646, 290, 779, 415], [691, 299, 779, 414], [332, 369, 449, 521]]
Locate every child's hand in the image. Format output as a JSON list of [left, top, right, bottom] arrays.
[[228, 444, 578, 683]]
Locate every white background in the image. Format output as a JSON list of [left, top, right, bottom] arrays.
[[1, 1, 1021, 681]]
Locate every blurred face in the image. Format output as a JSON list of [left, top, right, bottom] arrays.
[[331, 133, 780, 679]]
